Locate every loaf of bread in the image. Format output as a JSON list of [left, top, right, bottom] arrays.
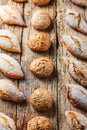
[[29, 57, 54, 78], [62, 35, 87, 59], [0, 29, 21, 53], [65, 111, 87, 129], [0, 79, 26, 103], [65, 84, 87, 111], [31, 0, 51, 6], [0, 112, 16, 130], [63, 57, 87, 87], [0, 53, 24, 79], [0, 5, 26, 26], [32, 10, 51, 30], [30, 87, 53, 111], [27, 116, 53, 130], [66, 9, 87, 34], [70, 0, 87, 7], [28, 32, 51, 52]]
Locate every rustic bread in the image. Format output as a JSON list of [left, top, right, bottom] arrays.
[[0, 53, 24, 79], [0, 29, 21, 53], [30, 87, 53, 111], [31, 0, 51, 6], [63, 57, 87, 87], [28, 32, 51, 52], [65, 84, 87, 111], [13, 0, 27, 2], [70, 0, 87, 7], [66, 9, 87, 34], [62, 35, 87, 60], [0, 5, 26, 26], [27, 116, 53, 130], [0, 112, 16, 130], [29, 57, 54, 78], [0, 79, 26, 103], [65, 111, 87, 129], [32, 10, 51, 30]]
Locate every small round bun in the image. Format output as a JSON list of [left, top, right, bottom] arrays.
[[29, 57, 54, 78], [28, 32, 51, 52], [32, 10, 51, 30], [32, 0, 51, 6], [27, 116, 53, 130], [30, 87, 53, 111]]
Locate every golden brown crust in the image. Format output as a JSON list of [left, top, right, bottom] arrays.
[[13, 0, 27, 2], [30, 88, 53, 111], [29, 57, 54, 78], [32, 0, 51, 6], [28, 32, 51, 52], [32, 11, 51, 30], [27, 116, 53, 130]]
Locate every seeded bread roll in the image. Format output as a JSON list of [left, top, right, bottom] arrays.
[[32, 0, 51, 6], [29, 57, 54, 78], [27, 116, 53, 130], [32, 10, 51, 30], [28, 32, 51, 52], [30, 88, 53, 111]]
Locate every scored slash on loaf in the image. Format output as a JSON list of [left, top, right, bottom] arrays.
[[0, 53, 24, 79], [70, 0, 87, 7], [0, 5, 26, 26], [0, 29, 21, 53], [66, 9, 87, 34], [62, 35, 87, 60], [65, 111, 87, 129]]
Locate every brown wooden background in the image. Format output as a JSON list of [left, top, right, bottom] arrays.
[[0, 0, 87, 129]]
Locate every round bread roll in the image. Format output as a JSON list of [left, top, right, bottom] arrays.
[[29, 57, 54, 78], [27, 116, 53, 130], [30, 87, 53, 111], [31, 0, 51, 6], [28, 32, 51, 52], [32, 11, 51, 30]]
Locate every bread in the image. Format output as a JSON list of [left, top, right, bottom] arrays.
[[13, 0, 27, 2], [65, 111, 87, 129], [31, 0, 51, 6], [70, 0, 87, 7], [0, 53, 24, 79], [66, 9, 87, 34], [0, 29, 21, 53], [0, 112, 16, 130], [0, 79, 26, 103], [28, 32, 51, 52], [27, 116, 53, 130], [0, 5, 26, 26], [62, 35, 87, 59], [32, 10, 51, 30], [63, 57, 87, 87], [29, 57, 54, 78], [30, 87, 53, 111], [65, 84, 87, 111]]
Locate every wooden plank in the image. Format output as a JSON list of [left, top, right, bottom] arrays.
[[57, 0, 87, 129]]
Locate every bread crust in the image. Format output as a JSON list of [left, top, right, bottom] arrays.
[[29, 57, 54, 78], [13, 0, 27, 2], [70, 0, 87, 7], [30, 87, 53, 111], [66, 9, 87, 34], [65, 84, 87, 111], [63, 35, 87, 59], [32, 10, 51, 30], [32, 0, 51, 6], [27, 116, 53, 130], [28, 32, 51, 52]]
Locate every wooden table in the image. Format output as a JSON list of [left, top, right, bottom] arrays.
[[0, 0, 87, 130]]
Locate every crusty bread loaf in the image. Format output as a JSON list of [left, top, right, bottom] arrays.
[[29, 57, 54, 78], [32, 0, 51, 6], [0, 79, 26, 103], [65, 111, 87, 129], [0, 5, 26, 26], [28, 32, 51, 52], [32, 10, 51, 30], [27, 116, 53, 130], [70, 0, 87, 7], [30, 87, 53, 111]]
